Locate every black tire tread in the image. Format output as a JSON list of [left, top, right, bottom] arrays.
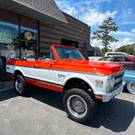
[[14, 74, 29, 96], [63, 88, 96, 123]]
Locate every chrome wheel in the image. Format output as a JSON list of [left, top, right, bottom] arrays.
[[15, 77, 24, 94], [67, 95, 88, 118], [127, 82, 135, 94]]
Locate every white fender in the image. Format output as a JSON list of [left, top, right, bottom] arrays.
[[63, 73, 97, 93]]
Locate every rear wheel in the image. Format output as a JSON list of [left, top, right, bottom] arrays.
[[63, 88, 96, 123], [14, 74, 29, 96], [127, 82, 135, 94]]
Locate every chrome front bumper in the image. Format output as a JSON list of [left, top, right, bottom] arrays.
[[95, 82, 125, 102]]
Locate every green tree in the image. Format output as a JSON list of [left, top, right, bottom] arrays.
[[93, 17, 118, 53], [116, 44, 135, 55]]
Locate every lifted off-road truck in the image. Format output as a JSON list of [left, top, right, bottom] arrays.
[[6, 45, 125, 122]]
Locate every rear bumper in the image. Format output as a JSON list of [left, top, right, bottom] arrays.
[[95, 82, 125, 102]]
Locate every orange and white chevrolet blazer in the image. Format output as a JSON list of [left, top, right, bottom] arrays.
[[6, 45, 125, 123]]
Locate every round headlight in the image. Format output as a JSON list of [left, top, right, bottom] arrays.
[[106, 77, 115, 91], [109, 77, 115, 89]]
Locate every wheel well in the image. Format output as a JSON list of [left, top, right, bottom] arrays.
[[64, 78, 94, 95], [14, 70, 23, 78]]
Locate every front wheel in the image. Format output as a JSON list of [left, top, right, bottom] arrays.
[[127, 82, 135, 94], [63, 88, 96, 123]]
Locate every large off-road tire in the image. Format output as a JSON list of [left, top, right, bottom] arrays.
[[14, 74, 29, 96], [127, 82, 135, 94], [63, 88, 96, 123]]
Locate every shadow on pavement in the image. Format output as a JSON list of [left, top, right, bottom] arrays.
[[31, 88, 64, 111], [0, 87, 134, 133], [85, 98, 135, 132], [0, 89, 17, 101], [31, 88, 135, 133]]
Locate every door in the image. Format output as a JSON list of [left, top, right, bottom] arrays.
[[33, 59, 54, 83]]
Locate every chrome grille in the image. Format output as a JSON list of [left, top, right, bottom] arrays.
[[113, 70, 124, 89]]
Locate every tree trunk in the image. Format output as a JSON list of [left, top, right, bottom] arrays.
[[103, 41, 108, 53], [104, 45, 108, 53]]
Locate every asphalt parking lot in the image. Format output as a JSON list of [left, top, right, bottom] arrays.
[[0, 87, 135, 135]]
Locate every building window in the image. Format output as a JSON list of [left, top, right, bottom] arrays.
[[19, 16, 38, 59], [0, 21, 19, 59], [61, 39, 79, 48], [21, 26, 38, 41], [0, 9, 19, 60]]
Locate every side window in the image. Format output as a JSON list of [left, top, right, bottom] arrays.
[[124, 57, 131, 62], [113, 57, 124, 62], [99, 57, 113, 61], [104, 57, 113, 61], [108, 57, 113, 61]]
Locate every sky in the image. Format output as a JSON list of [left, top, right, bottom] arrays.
[[55, 0, 135, 50]]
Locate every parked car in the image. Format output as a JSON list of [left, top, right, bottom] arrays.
[[88, 56, 102, 61], [99, 55, 135, 70], [124, 70, 135, 94], [6, 45, 124, 123], [105, 52, 129, 56]]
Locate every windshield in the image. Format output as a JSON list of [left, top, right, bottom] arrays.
[[107, 53, 129, 56], [55, 47, 85, 60], [99, 57, 113, 61]]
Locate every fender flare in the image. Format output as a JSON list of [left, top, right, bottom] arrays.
[[63, 74, 96, 93], [14, 67, 25, 77]]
